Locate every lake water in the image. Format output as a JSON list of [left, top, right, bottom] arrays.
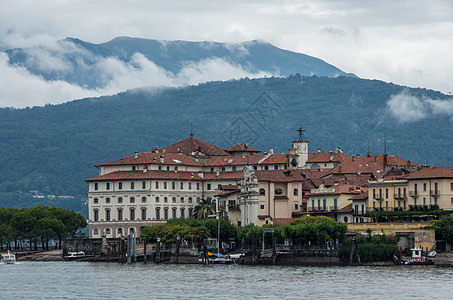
[[1, 261, 452, 299]]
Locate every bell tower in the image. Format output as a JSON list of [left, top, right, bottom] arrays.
[[292, 126, 309, 169]]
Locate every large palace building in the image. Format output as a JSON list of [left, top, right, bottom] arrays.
[[86, 130, 451, 239]]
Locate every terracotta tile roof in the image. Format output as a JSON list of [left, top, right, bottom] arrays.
[[98, 152, 202, 167], [220, 184, 239, 190], [255, 170, 305, 182], [225, 143, 261, 153], [163, 136, 230, 156], [307, 152, 350, 163], [338, 203, 353, 213], [403, 167, 453, 180], [348, 190, 368, 201], [86, 170, 242, 182], [326, 155, 420, 178], [203, 153, 286, 166], [306, 184, 365, 196], [300, 169, 331, 180], [344, 174, 374, 186]]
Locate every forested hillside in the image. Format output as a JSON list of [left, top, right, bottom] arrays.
[[0, 75, 451, 200]]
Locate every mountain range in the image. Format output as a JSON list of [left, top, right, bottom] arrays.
[[4, 37, 355, 90]]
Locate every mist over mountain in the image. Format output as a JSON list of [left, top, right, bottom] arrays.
[[0, 75, 451, 200], [4, 36, 355, 91]]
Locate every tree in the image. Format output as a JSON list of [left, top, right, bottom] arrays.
[[433, 216, 453, 250], [193, 197, 216, 219]]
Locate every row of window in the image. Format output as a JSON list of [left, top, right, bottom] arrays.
[[372, 187, 407, 199], [372, 197, 438, 209], [93, 207, 193, 222], [94, 181, 219, 191], [310, 198, 338, 210], [93, 196, 200, 205], [93, 227, 133, 236]]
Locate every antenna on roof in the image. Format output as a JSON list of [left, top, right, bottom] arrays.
[[190, 122, 194, 138], [384, 123, 387, 155]]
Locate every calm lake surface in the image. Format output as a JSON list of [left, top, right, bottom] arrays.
[[1, 261, 452, 299]]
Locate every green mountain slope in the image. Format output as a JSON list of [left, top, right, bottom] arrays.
[[0, 75, 451, 198]]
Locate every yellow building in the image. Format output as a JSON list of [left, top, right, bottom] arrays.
[[367, 179, 409, 212], [405, 167, 453, 210]]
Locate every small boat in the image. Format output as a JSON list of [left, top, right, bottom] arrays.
[[210, 253, 236, 264], [65, 251, 85, 261], [403, 248, 433, 265], [1, 251, 16, 264]]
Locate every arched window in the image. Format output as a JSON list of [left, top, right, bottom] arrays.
[[275, 188, 283, 195], [93, 228, 99, 235], [259, 188, 266, 196], [172, 208, 177, 219], [117, 228, 123, 236], [293, 188, 299, 196], [180, 208, 185, 219], [155, 207, 160, 220]]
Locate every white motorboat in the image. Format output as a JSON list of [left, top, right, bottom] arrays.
[[1, 251, 16, 264]]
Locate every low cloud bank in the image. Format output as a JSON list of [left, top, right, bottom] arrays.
[[386, 90, 453, 123], [0, 39, 273, 108]]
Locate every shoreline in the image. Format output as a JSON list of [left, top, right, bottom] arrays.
[[8, 249, 453, 266]]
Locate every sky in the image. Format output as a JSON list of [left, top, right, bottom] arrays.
[[1, 0, 453, 108]]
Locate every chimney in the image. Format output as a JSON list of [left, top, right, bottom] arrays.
[[269, 148, 274, 154], [329, 149, 333, 154], [216, 170, 220, 176], [244, 142, 248, 149], [134, 150, 138, 159], [160, 155, 164, 163], [367, 152, 371, 157], [329, 154, 333, 161], [317, 148, 322, 153], [228, 157, 233, 163], [162, 149, 166, 154]]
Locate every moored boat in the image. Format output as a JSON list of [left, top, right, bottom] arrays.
[[403, 248, 433, 265], [1, 250, 16, 264], [64, 251, 85, 261]]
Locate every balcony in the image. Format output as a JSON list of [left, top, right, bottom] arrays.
[[228, 204, 240, 210], [394, 194, 407, 200], [430, 190, 440, 196], [409, 191, 418, 197]]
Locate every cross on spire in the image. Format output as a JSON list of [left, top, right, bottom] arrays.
[[297, 126, 305, 141]]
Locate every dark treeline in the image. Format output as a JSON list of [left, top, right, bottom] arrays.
[[142, 216, 349, 250], [0, 75, 451, 201], [0, 206, 86, 251]]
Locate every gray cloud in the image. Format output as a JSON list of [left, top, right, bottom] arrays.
[[386, 90, 453, 123]]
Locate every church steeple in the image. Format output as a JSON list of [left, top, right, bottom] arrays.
[[291, 126, 309, 169]]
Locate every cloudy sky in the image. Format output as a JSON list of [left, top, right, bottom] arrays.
[[1, 0, 453, 108]]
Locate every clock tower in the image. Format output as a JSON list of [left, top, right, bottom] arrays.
[[292, 127, 309, 169]]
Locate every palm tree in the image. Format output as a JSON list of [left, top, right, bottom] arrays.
[[193, 197, 216, 219]]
